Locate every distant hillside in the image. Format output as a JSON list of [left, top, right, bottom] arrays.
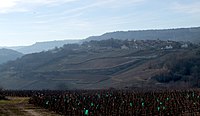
[[14, 40, 81, 54], [86, 27, 200, 43], [0, 48, 23, 64], [0, 39, 198, 90], [151, 48, 200, 87]]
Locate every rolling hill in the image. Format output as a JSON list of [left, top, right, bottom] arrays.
[[86, 27, 200, 43], [0, 48, 23, 64], [3, 27, 200, 55], [0, 39, 198, 90], [10, 40, 81, 54]]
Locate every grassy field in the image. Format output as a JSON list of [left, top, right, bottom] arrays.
[[0, 97, 61, 116]]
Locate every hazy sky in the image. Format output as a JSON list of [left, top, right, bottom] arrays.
[[0, 0, 200, 46]]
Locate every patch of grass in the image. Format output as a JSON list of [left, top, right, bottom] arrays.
[[0, 97, 29, 105], [0, 97, 30, 115], [0, 97, 60, 116], [0, 100, 12, 105]]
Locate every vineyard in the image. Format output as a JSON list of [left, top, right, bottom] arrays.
[[2, 89, 200, 115]]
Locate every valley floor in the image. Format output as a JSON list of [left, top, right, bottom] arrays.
[[0, 97, 61, 116]]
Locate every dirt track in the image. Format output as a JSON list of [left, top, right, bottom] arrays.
[[0, 97, 61, 116]]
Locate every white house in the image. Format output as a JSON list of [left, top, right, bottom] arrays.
[[181, 44, 188, 48], [165, 45, 173, 49]]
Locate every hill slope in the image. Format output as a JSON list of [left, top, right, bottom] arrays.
[[0, 48, 23, 64], [86, 27, 200, 43], [0, 39, 198, 90], [13, 40, 81, 54]]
